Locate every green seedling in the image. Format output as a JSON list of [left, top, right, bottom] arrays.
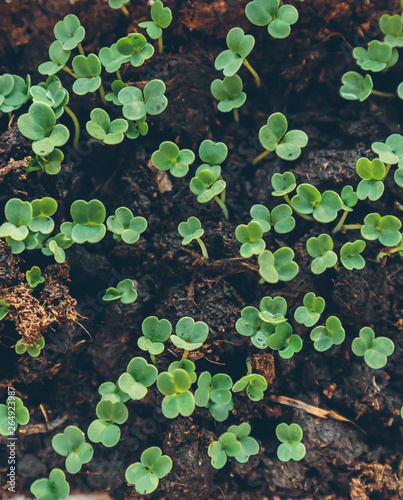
[[29, 197, 58, 234], [118, 80, 168, 120], [340, 185, 358, 211], [52, 426, 93, 474], [0, 198, 32, 242], [268, 322, 303, 359], [107, 207, 147, 244], [15, 335, 45, 358], [306, 234, 337, 274], [0, 298, 10, 321], [254, 112, 308, 165], [195, 372, 234, 421], [310, 316, 345, 352], [236, 307, 274, 349], [379, 13, 403, 47], [170, 316, 209, 352], [291, 184, 342, 223], [294, 292, 325, 327], [125, 117, 149, 139], [361, 213, 402, 247], [232, 373, 267, 401], [138, 316, 172, 362], [0, 396, 30, 435], [276, 423, 306, 461], [372, 133, 403, 166], [87, 399, 128, 447], [340, 240, 366, 270], [151, 141, 195, 177], [377, 234, 403, 261], [31, 468, 70, 500], [356, 158, 385, 201], [139, 0, 172, 53], [102, 279, 138, 304], [86, 108, 128, 145], [245, 0, 299, 39], [235, 221, 265, 258], [215, 27, 260, 87], [210, 74, 247, 121], [116, 33, 155, 67], [99, 43, 130, 73], [106, 80, 127, 105], [26, 149, 65, 176], [70, 199, 106, 244], [340, 72, 373, 101], [352, 327, 395, 369], [271, 171, 297, 196], [72, 54, 102, 95], [54, 14, 85, 50], [258, 247, 299, 283], [157, 368, 195, 418], [353, 41, 398, 72], [189, 169, 228, 218], [0, 73, 30, 113], [199, 139, 228, 166], [98, 381, 130, 404], [42, 229, 73, 263], [18, 102, 69, 156], [258, 296, 288, 324], [118, 357, 158, 400], [250, 204, 295, 234], [26, 266, 45, 288], [178, 216, 208, 259], [395, 166, 403, 187], [30, 76, 69, 119], [109, 0, 131, 18], [38, 41, 71, 76], [227, 423, 259, 464], [168, 359, 197, 383], [125, 447, 172, 495]]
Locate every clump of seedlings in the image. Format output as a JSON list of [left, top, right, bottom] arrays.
[[276, 423, 306, 461], [125, 447, 172, 495], [352, 327, 395, 369], [195, 372, 234, 422], [178, 217, 209, 259], [52, 426, 94, 474], [102, 279, 138, 304]]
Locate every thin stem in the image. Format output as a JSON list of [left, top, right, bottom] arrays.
[[219, 175, 226, 204], [371, 89, 395, 98], [243, 58, 261, 88], [77, 42, 85, 56], [332, 209, 349, 234], [333, 263, 341, 273], [121, 5, 130, 18], [116, 69, 122, 81], [196, 238, 209, 259], [63, 105, 80, 150], [150, 353, 158, 367], [182, 350, 189, 360], [252, 149, 270, 165], [233, 108, 240, 123], [62, 66, 79, 79], [342, 224, 363, 230], [378, 246, 403, 260], [284, 194, 314, 221], [246, 356, 253, 375], [98, 83, 107, 106], [258, 277, 265, 285], [158, 35, 163, 54], [382, 164, 391, 180], [213, 195, 229, 220]]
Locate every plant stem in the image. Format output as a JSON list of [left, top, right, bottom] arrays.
[[213, 195, 229, 220], [284, 194, 314, 221], [233, 107, 240, 122], [62, 66, 79, 79], [371, 89, 395, 98], [333, 263, 340, 272], [382, 164, 391, 180], [341, 224, 363, 230], [332, 210, 349, 234], [121, 5, 130, 18], [252, 149, 269, 165], [258, 277, 265, 285], [243, 58, 261, 88], [98, 83, 107, 105], [196, 238, 209, 259], [77, 42, 85, 56], [63, 105, 80, 150], [116, 70, 122, 81], [182, 350, 189, 360], [158, 35, 163, 54], [246, 356, 253, 375], [150, 353, 158, 367]]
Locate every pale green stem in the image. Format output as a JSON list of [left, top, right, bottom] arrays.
[[121, 5, 130, 18], [182, 350, 189, 360], [62, 66, 79, 78], [252, 149, 270, 165], [243, 58, 261, 88], [98, 83, 107, 106], [213, 195, 229, 220], [284, 194, 314, 221], [63, 105, 80, 150], [196, 238, 209, 259], [371, 89, 395, 98], [77, 42, 85, 56], [342, 224, 363, 230], [258, 277, 265, 285], [377, 245, 403, 261], [246, 356, 253, 375], [233, 108, 240, 123], [382, 164, 391, 180], [332, 210, 349, 234], [150, 353, 157, 366], [158, 35, 163, 54], [116, 69, 122, 81], [219, 175, 226, 204], [333, 263, 341, 272]]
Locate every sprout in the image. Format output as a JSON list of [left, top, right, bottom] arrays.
[[102, 279, 138, 304], [245, 0, 299, 39], [258, 247, 299, 283], [227, 423, 260, 463], [31, 468, 70, 500], [170, 316, 209, 352], [30, 76, 69, 119], [69, 199, 106, 244], [52, 426, 94, 474], [253, 112, 308, 165], [340, 72, 373, 101], [235, 221, 266, 258], [0, 198, 32, 242], [294, 292, 325, 327], [139, 0, 172, 53], [195, 372, 234, 421], [54, 14, 85, 50], [250, 204, 295, 234], [199, 139, 228, 166], [236, 306, 274, 349], [87, 400, 128, 447], [138, 316, 172, 361], [371, 133, 403, 166], [118, 80, 168, 120], [379, 13, 403, 47], [340, 185, 358, 211], [0, 298, 10, 321], [168, 359, 197, 383], [107, 207, 147, 244], [291, 184, 342, 223], [157, 368, 196, 418], [395, 167, 403, 187], [17, 102, 69, 156], [99, 43, 130, 73], [151, 141, 195, 177], [271, 171, 297, 196], [340, 240, 366, 270], [72, 54, 102, 95], [38, 41, 71, 76], [26, 149, 65, 176], [125, 447, 172, 495], [105, 80, 127, 105], [116, 33, 155, 67], [267, 322, 303, 358], [233, 373, 267, 401], [276, 423, 306, 461], [310, 316, 345, 352], [86, 108, 128, 145], [178, 217, 209, 259], [109, 0, 131, 18], [306, 234, 337, 274], [0, 396, 30, 435], [355, 158, 385, 201], [0, 73, 30, 113], [189, 169, 228, 218], [352, 41, 398, 72], [26, 266, 45, 288], [118, 357, 158, 400], [210, 74, 247, 121], [30, 197, 58, 234], [352, 327, 394, 369], [98, 381, 130, 404], [125, 118, 149, 139], [361, 213, 402, 247]]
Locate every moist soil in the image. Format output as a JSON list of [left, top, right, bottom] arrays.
[[0, 1, 402, 499]]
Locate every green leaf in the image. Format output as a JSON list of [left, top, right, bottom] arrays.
[[294, 292, 325, 327], [178, 216, 204, 245], [271, 171, 296, 196], [361, 213, 402, 247], [352, 327, 394, 369], [211, 74, 246, 112], [152, 141, 195, 177], [340, 71, 373, 101], [340, 240, 366, 270], [54, 14, 85, 50]]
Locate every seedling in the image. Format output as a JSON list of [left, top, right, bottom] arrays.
[[236, 306, 274, 349], [276, 423, 306, 461], [356, 158, 386, 201], [353, 41, 398, 72], [360, 213, 402, 247], [138, 316, 172, 363], [340, 240, 366, 270], [0, 299, 10, 321], [30, 76, 69, 119], [70, 199, 106, 244], [395, 166, 403, 187], [258, 296, 288, 324], [170, 316, 209, 353], [253, 112, 308, 164], [372, 133, 403, 166], [332, 185, 358, 234], [258, 248, 299, 283], [54, 14, 85, 51], [109, 0, 131, 18], [340, 72, 373, 101], [139, 0, 172, 53], [398, 82, 403, 99], [291, 184, 342, 223], [15, 336, 45, 357], [228, 423, 259, 463], [107, 207, 147, 244], [379, 13, 403, 47], [116, 33, 155, 67], [87, 399, 128, 447], [151, 141, 195, 177], [98, 381, 130, 403], [250, 204, 295, 234], [38, 41, 71, 76], [118, 80, 168, 120], [105, 80, 127, 105], [271, 171, 297, 196], [18, 102, 69, 156], [195, 372, 234, 421], [99, 43, 130, 74], [30, 197, 58, 234], [31, 468, 70, 500], [306, 234, 337, 274], [118, 357, 158, 400], [209, 399, 234, 422], [72, 54, 102, 96], [0, 198, 32, 242], [102, 279, 138, 304], [294, 292, 325, 327], [377, 235, 403, 262], [125, 447, 172, 494], [233, 358, 268, 401], [268, 322, 303, 358], [0, 396, 30, 435], [310, 316, 345, 352], [235, 221, 265, 258], [52, 426, 94, 474], [178, 217, 208, 259], [168, 359, 197, 383], [210, 74, 247, 121], [245, 0, 299, 39], [352, 327, 395, 369], [125, 118, 149, 139], [189, 169, 228, 219], [26, 149, 63, 177], [156, 368, 195, 418], [86, 108, 128, 145], [199, 139, 228, 166], [0, 73, 30, 113]]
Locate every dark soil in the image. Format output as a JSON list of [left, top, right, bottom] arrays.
[[0, 1, 402, 499]]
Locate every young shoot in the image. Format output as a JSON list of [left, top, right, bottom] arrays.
[[116, 33, 155, 67], [125, 447, 172, 495], [340, 240, 366, 270], [0, 298, 10, 321], [86, 108, 128, 145], [353, 41, 398, 72], [38, 41, 71, 76], [69, 199, 106, 244], [138, 316, 172, 364], [139, 0, 172, 54], [170, 316, 209, 355], [87, 399, 129, 447], [210, 74, 247, 122], [151, 141, 195, 177], [189, 169, 228, 219], [235, 221, 265, 258], [290, 184, 342, 223], [250, 204, 295, 234], [72, 54, 103, 98], [245, 0, 299, 39], [195, 372, 234, 422], [52, 426, 93, 474], [352, 327, 394, 369], [306, 234, 338, 274], [310, 316, 345, 352], [26, 266, 45, 288], [294, 292, 325, 327], [356, 158, 386, 201], [276, 423, 306, 461], [102, 279, 138, 304], [31, 469, 70, 500], [267, 322, 303, 359], [178, 217, 209, 259], [156, 368, 196, 418], [118, 357, 158, 400], [54, 14, 85, 51], [258, 248, 299, 283], [0, 73, 30, 114], [107, 207, 147, 244], [0, 397, 30, 435], [98, 381, 130, 404], [360, 213, 402, 247], [109, 0, 131, 18], [118, 80, 168, 121], [15, 336, 45, 358]]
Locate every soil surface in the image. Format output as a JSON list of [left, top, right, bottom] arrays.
[[0, 1, 403, 499]]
